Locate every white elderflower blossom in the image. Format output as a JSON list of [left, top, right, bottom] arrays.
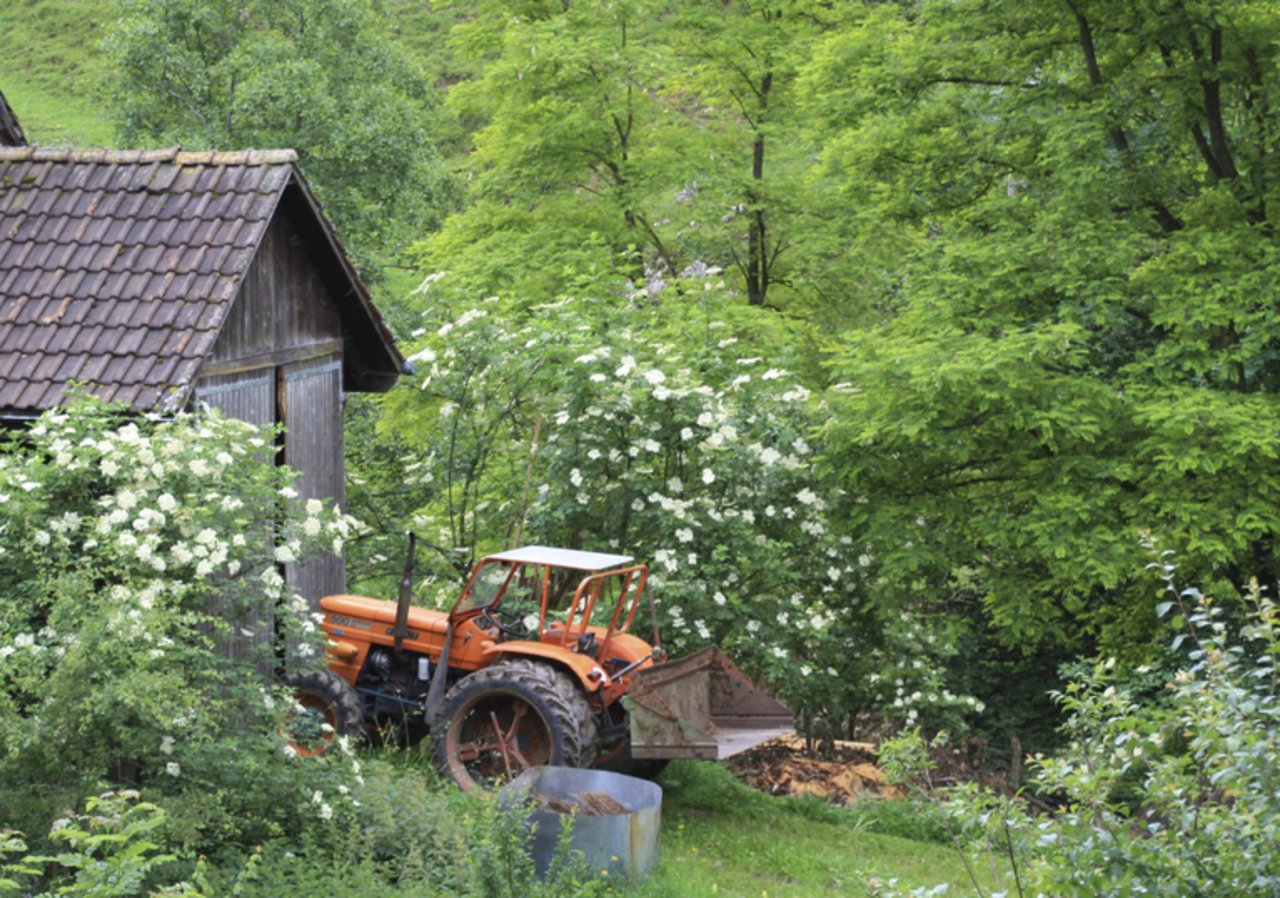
[[701, 468, 716, 485], [165, 762, 181, 777]]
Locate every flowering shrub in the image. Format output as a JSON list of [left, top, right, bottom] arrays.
[[0, 400, 359, 850], [375, 283, 980, 731]]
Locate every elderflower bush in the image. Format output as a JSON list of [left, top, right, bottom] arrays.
[[0, 400, 359, 849], [379, 287, 977, 729]]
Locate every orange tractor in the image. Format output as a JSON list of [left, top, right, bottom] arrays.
[[288, 539, 793, 788]]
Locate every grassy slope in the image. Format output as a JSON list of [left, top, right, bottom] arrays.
[[629, 762, 986, 898], [0, 0, 114, 146]]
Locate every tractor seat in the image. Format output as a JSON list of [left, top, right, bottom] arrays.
[[321, 594, 451, 636]]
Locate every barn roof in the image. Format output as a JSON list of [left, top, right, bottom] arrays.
[[0, 92, 24, 148], [0, 145, 406, 418]]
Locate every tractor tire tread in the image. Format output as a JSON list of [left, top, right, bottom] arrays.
[[433, 658, 597, 787], [285, 668, 364, 745]]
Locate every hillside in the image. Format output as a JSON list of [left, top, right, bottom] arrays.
[[0, 0, 114, 145]]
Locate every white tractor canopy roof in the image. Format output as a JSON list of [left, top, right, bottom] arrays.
[[484, 546, 635, 571]]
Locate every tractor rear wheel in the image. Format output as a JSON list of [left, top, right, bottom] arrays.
[[283, 669, 364, 757], [433, 658, 597, 790]]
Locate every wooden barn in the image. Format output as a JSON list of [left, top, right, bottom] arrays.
[[0, 141, 408, 605]]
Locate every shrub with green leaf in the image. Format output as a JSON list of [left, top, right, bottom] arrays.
[[371, 281, 982, 734], [878, 556, 1280, 897], [0, 400, 358, 852]]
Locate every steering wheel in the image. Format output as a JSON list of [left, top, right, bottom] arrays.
[[478, 606, 525, 639]]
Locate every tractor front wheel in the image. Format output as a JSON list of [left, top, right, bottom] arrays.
[[283, 669, 364, 757], [433, 659, 597, 790]]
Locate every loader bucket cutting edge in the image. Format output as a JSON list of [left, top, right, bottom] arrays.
[[623, 645, 793, 761]]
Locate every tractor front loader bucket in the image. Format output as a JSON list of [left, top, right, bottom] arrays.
[[624, 645, 793, 761]]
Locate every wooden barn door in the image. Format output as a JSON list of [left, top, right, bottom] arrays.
[[279, 354, 345, 607], [192, 370, 277, 672]]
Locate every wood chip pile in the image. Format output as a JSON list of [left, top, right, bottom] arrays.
[[730, 734, 905, 803]]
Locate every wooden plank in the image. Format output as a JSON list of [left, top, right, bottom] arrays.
[[192, 368, 277, 674], [281, 353, 345, 610], [209, 213, 343, 367], [199, 338, 342, 378]]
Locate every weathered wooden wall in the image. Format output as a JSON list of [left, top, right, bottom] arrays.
[[194, 208, 348, 618]]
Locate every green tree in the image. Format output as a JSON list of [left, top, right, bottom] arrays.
[[665, 0, 822, 308], [805, 0, 1280, 655], [418, 0, 683, 297], [418, 0, 828, 312], [105, 0, 458, 261]]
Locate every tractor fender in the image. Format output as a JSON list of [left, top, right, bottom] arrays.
[[480, 641, 607, 692]]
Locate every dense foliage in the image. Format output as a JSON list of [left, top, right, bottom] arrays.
[[366, 281, 983, 733], [105, 0, 459, 262], [399, 0, 1280, 672], [878, 563, 1280, 897], [812, 0, 1280, 660], [0, 402, 359, 854]]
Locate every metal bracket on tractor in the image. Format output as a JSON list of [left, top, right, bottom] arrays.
[[624, 645, 794, 760]]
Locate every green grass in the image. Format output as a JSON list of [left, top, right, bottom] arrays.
[[0, 0, 115, 146], [621, 762, 988, 898]]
